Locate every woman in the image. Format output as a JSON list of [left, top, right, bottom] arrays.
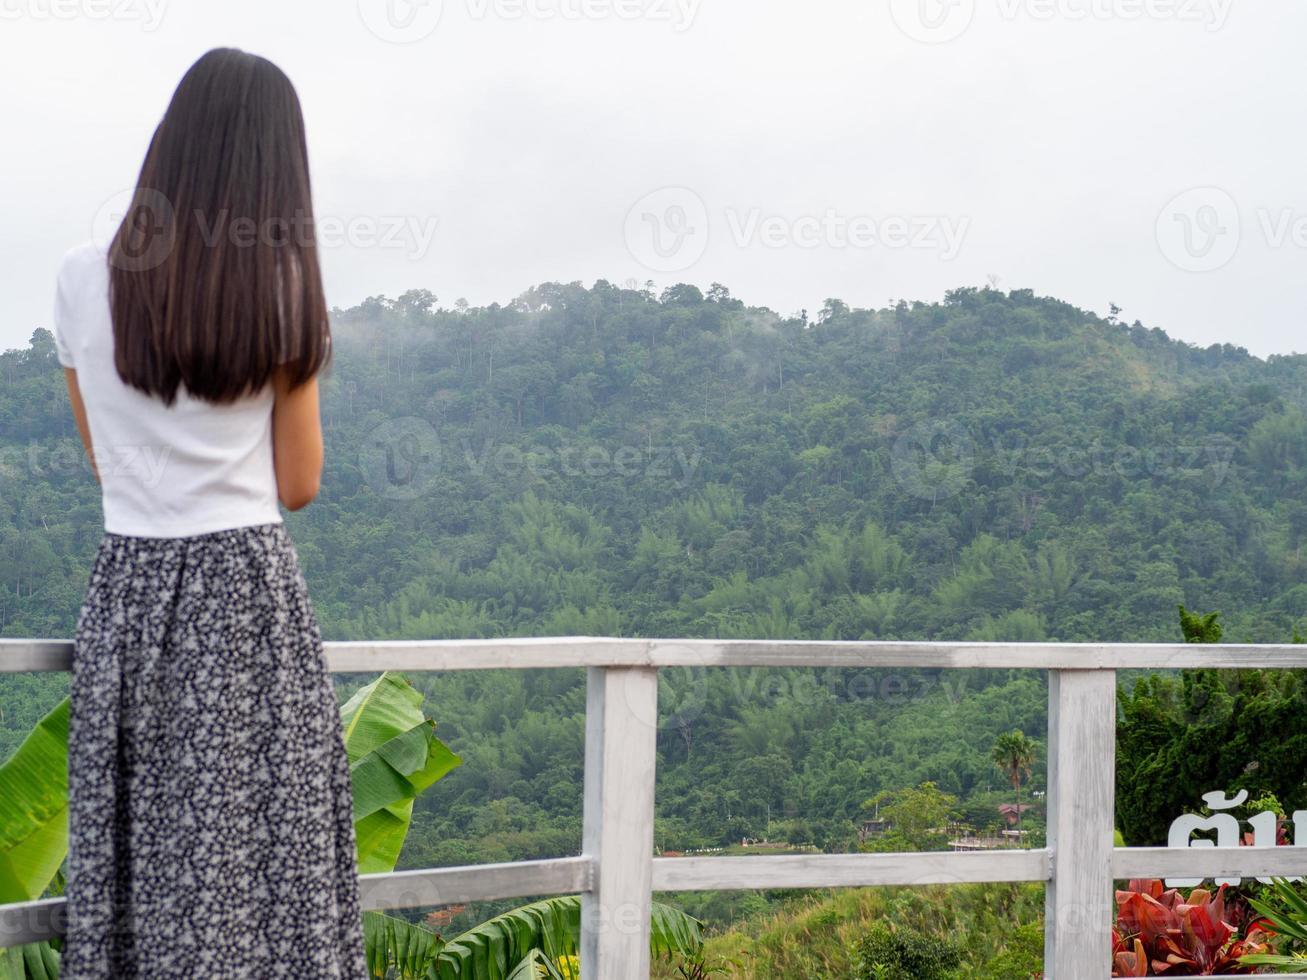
[[53, 49, 368, 978]]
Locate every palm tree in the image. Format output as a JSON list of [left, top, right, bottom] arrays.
[[991, 729, 1037, 846]]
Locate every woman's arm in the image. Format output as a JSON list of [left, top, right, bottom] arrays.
[[271, 368, 323, 511], [64, 368, 100, 483]]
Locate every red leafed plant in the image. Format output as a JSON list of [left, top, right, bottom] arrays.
[[1111, 879, 1276, 976]]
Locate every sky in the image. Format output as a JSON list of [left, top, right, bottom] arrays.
[[2, 0, 1305, 357]]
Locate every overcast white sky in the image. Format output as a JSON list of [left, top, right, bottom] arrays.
[[2, 0, 1304, 356]]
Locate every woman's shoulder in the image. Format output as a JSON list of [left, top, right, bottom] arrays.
[[56, 240, 109, 286], [52, 242, 111, 368]]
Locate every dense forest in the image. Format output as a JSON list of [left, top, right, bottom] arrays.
[[3, 281, 1307, 950]]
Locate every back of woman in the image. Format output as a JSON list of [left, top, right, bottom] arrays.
[[54, 48, 368, 980]]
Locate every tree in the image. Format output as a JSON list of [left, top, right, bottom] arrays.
[[861, 782, 957, 852], [1116, 609, 1307, 844], [991, 730, 1037, 844], [1179, 604, 1223, 644]]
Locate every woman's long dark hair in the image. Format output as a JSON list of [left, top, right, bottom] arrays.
[[109, 48, 330, 405]]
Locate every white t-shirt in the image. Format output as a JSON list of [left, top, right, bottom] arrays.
[[52, 242, 284, 538]]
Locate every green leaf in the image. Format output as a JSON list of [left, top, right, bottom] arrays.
[[505, 949, 567, 980], [432, 896, 702, 980], [0, 940, 60, 980], [650, 900, 704, 957], [1239, 953, 1307, 966], [1245, 876, 1307, 944], [350, 721, 461, 823], [339, 672, 461, 874], [0, 947, 20, 980], [0, 698, 70, 904], [342, 673, 426, 760], [363, 909, 445, 979]]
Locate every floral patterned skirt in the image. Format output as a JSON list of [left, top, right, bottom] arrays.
[[61, 523, 368, 979]]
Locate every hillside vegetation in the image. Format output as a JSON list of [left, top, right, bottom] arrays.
[[3, 281, 1306, 950]]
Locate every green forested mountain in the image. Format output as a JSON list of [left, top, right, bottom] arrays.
[[307, 283, 1307, 645], [3, 281, 1307, 936], [6, 281, 1307, 644]]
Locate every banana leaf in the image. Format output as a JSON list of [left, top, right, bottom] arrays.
[[429, 896, 703, 980], [363, 908, 445, 979], [365, 897, 704, 980], [341, 672, 461, 874], [0, 697, 67, 978], [650, 900, 704, 958], [0, 941, 59, 980], [505, 948, 568, 980], [0, 699, 69, 904]]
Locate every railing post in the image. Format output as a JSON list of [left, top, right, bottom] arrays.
[[582, 665, 659, 980], [1044, 668, 1117, 979]]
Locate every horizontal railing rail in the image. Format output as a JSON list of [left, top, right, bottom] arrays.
[[9, 636, 1307, 673], [3, 637, 1306, 980]]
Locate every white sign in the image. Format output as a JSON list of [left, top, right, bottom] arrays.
[[1166, 789, 1307, 887]]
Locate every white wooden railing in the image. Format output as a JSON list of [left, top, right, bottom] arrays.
[[4, 637, 1307, 980]]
